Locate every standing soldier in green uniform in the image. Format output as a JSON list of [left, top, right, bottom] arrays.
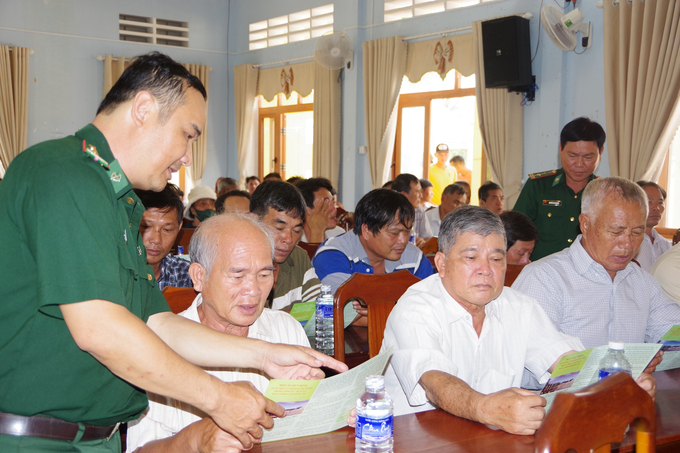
[[513, 117, 605, 261], [0, 52, 345, 453]]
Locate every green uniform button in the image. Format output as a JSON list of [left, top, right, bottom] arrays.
[[568, 238, 573, 243], [574, 195, 578, 199], [570, 217, 574, 221], [126, 197, 134, 204], [147, 274, 153, 281], [548, 213, 552, 217]]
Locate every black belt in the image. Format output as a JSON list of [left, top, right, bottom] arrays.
[[0, 412, 120, 441]]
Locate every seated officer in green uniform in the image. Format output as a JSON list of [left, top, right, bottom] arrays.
[[0, 52, 345, 453], [512, 117, 605, 261]]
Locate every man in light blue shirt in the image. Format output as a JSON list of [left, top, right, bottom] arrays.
[[513, 177, 680, 350]]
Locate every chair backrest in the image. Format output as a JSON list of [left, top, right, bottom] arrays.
[[420, 237, 438, 256], [332, 269, 420, 363], [336, 207, 354, 232], [534, 372, 655, 453], [162, 286, 197, 314], [673, 227, 680, 246], [504, 263, 525, 287], [174, 228, 195, 254], [298, 241, 321, 261]]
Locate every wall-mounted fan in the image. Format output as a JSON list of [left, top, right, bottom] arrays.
[[541, 5, 592, 52], [314, 31, 353, 70]]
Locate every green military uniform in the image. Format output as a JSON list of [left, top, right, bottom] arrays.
[[0, 124, 169, 451], [513, 168, 597, 261]]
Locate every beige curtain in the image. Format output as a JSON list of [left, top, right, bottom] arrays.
[[257, 61, 316, 101], [405, 33, 475, 82], [183, 63, 210, 182], [312, 63, 342, 189], [102, 55, 128, 98], [0, 45, 30, 170], [472, 21, 524, 208], [363, 36, 408, 188], [102, 56, 211, 181], [604, 0, 680, 180], [234, 64, 260, 185]]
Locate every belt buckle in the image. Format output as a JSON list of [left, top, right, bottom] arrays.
[[106, 422, 121, 441]]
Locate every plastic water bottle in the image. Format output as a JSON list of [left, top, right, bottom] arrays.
[[315, 284, 334, 356], [598, 341, 632, 380], [356, 375, 394, 453]]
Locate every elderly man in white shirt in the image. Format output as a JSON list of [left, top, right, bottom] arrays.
[[634, 181, 671, 271], [513, 177, 680, 350], [383, 206, 595, 436], [127, 214, 312, 453]]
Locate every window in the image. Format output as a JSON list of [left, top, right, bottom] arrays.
[[249, 5, 334, 51], [658, 125, 680, 228], [119, 15, 189, 48], [392, 70, 485, 203], [258, 91, 314, 179], [384, 0, 502, 23]]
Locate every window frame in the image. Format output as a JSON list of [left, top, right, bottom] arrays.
[[257, 92, 314, 180], [392, 71, 476, 180]]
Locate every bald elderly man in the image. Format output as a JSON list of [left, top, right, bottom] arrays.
[[128, 214, 313, 452]]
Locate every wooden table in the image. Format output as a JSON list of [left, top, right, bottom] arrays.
[[251, 368, 680, 453]]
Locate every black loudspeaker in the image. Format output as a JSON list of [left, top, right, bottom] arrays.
[[482, 16, 532, 89]]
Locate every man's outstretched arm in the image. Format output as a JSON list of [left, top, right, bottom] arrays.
[[419, 370, 546, 435]]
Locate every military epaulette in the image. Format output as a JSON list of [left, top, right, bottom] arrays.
[[529, 170, 558, 180]]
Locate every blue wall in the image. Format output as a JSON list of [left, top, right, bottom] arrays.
[[1, 0, 608, 207], [0, 0, 230, 186]]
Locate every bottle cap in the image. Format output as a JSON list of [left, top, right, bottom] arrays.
[[608, 341, 625, 350], [365, 375, 385, 391], [320, 284, 332, 295]]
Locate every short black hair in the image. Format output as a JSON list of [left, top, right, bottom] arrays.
[[382, 180, 393, 190], [134, 183, 184, 224], [479, 181, 502, 202], [636, 181, 667, 200], [419, 178, 433, 190], [97, 52, 206, 123], [560, 117, 606, 150], [392, 173, 419, 194], [500, 211, 538, 251], [246, 175, 260, 184], [450, 155, 465, 165], [295, 178, 334, 208], [443, 183, 466, 197], [287, 176, 304, 185], [455, 180, 470, 195], [216, 190, 251, 214], [217, 177, 238, 192], [250, 180, 306, 220], [263, 172, 282, 181], [354, 189, 415, 235]]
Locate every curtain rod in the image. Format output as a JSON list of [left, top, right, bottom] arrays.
[[403, 12, 533, 42], [251, 55, 314, 69], [6, 47, 34, 54], [96, 55, 212, 70]]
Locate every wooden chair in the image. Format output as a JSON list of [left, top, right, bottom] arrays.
[[336, 207, 354, 232], [298, 241, 321, 261], [162, 286, 197, 314], [332, 270, 420, 363], [534, 372, 655, 453], [673, 227, 680, 246], [504, 263, 525, 287], [174, 228, 195, 254], [420, 237, 438, 255]]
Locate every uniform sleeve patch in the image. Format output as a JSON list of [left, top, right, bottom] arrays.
[[529, 170, 558, 180]]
